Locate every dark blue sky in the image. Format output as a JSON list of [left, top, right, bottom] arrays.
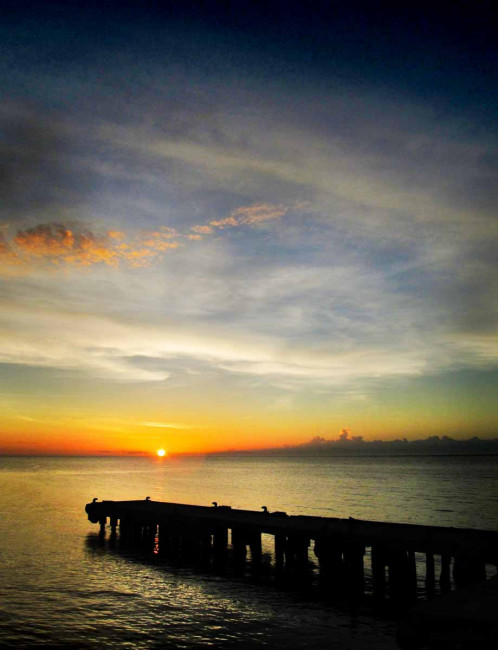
[[3, 1, 497, 99]]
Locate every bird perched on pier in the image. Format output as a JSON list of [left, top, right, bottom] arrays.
[[261, 506, 268, 513], [212, 502, 218, 507]]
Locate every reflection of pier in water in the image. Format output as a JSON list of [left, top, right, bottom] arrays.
[[85, 499, 497, 607]]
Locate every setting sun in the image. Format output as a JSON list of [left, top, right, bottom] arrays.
[[157, 449, 166, 457]]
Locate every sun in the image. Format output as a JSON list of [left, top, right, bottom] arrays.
[[157, 448, 166, 457]]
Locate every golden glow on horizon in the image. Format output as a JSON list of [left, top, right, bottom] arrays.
[[157, 448, 166, 457], [1, 400, 497, 456]]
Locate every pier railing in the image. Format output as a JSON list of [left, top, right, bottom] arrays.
[[85, 499, 498, 605]]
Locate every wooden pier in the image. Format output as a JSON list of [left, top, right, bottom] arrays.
[[85, 499, 498, 606]]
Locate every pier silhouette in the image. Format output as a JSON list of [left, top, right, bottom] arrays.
[[85, 498, 497, 605], [85, 498, 498, 648]]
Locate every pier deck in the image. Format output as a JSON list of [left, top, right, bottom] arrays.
[[86, 498, 497, 557]]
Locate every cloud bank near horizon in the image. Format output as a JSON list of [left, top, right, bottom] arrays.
[[216, 432, 498, 456]]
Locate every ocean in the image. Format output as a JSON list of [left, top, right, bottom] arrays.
[[0, 454, 497, 649]]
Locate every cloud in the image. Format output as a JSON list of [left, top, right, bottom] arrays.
[[0, 290, 495, 387], [141, 422, 194, 429], [266, 435, 498, 456], [0, 200, 290, 273], [140, 227, 180, 250], [0, 222, 180, 272], [191, 225, 214, 234], [209, 216, 239, 228], [230, 203, 288, 224], [2, 205, 495, 391], [103, 92, 496, 246], [188, 202, 289, 238], [208, 203, 287, 229], [338, 427, 350, 441], [13, 224, 119, 266]]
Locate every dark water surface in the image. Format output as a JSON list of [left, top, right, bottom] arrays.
[[1, 455, 497, 648]]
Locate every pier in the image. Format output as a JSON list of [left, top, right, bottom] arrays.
[[85, 498, 498, 607]]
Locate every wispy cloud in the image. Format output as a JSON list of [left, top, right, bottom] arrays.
[[231, 203, 288, 224], [141, 422, 194, 429], [0, 200, 291, 273], [0, 295, 495, 387], [191, 224, 214, 234], [101, 95, 496, 246], [190, 202, 288, 237]]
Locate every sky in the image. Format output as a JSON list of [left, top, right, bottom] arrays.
[[1, 1, 497, 455]]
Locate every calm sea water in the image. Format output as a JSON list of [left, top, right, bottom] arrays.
[[0, 454, 497, 649]]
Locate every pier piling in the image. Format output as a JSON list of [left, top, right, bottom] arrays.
[[425, 551, 435, 598]]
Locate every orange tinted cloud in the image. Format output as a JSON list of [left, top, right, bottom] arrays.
[[209, 216, 238, 228], [191, 224, 213, 234], [190, 202, 289, 237], [231, 202, 287, 224], [0, 231, 24, 274], [0, 223, 181, 272], [15, 224, 75, 256], [0, 203, 289, 273], [11, 224, 120, 267], [141, 227, 180, 253]]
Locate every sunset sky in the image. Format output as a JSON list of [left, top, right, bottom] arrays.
[[1, 2, 497, 455]]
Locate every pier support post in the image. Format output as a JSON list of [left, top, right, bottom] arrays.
[[344, 542, 365, 601], [146, 523, 157, 547], [110, 516, 118, 536], [130, 522, 139, 540], [180, 532, 201, 562], [425, 552, 435, 599], [199, 532, 212, 566], [118, 518, 126, 539], [274, 533, 286, 578], [407, 550, 417, 600], [213, 527, 228, 569], [440, 553, 451, 594], [166, 531, 181, 558], [285, 535, 311, 587], [314, 537, 330, 593], [231, 528, 247, 576], [99, 517, 106, 536], [315, 539, 346, 598], [158, 523, 168, 556], [249, 532, 262, 576], [372, 544, 387, 601], [387, 548, 417, 605]]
